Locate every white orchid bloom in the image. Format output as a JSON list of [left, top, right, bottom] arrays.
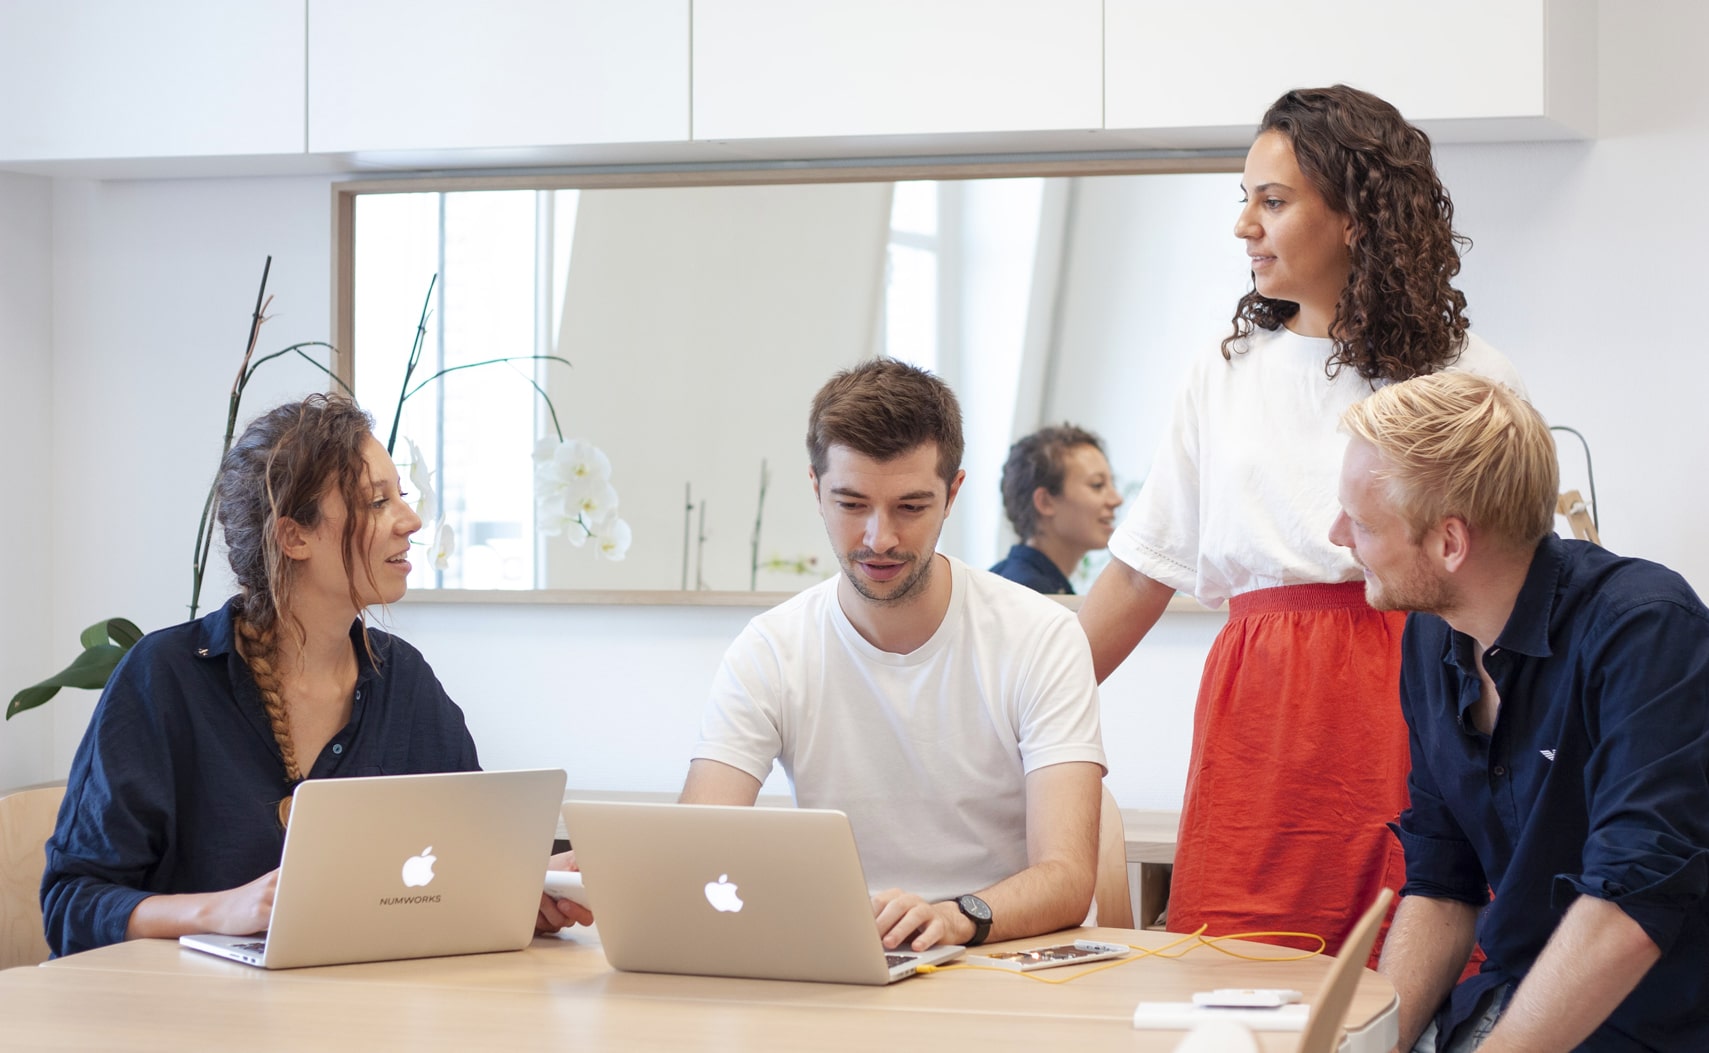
[[570, 479, 619, 525], [430, 521, 455, 571], [403, 437, 437, 519], [592, 516, 632, 561], [551, 439, 612, 485], [532, 438, 627, 558]]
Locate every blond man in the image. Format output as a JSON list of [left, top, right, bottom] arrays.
[[1330, 372, 1709, 1052]]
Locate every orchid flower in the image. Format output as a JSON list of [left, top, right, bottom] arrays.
[[403, 436, 437, 519], [429, 521, 455, 571], [591, 516, 633, 561]]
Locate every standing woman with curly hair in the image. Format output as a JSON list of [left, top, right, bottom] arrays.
[[1079, 86, 1524, 960], [42, 394, 589, 957]]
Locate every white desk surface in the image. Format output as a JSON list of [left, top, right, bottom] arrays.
[[16, 923, 1396, 1051]]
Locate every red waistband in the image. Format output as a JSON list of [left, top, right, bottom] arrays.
[[1227, 581, 1371, 618]]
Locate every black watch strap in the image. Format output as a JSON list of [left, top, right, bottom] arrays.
[[954, 894, 992, 947]]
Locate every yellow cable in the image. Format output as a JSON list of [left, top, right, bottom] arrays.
[[912, 926, 1328, 984]]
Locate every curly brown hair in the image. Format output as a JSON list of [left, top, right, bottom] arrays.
[[1223, 85, 1471, 383]]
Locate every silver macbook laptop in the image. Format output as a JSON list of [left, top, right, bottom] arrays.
[[181, 768, 567, 968], [561, 800, 964, 985]]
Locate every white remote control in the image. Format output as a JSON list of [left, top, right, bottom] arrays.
[[542, 870, 590, 908], [1191, 988, 1303, 1008]]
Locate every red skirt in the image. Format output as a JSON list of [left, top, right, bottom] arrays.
[[1165, 582, 1409, 968]]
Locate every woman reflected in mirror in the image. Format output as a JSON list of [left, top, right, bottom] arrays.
[[991, 425, 1122, 595]]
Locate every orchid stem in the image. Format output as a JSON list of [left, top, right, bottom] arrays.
[[190, 256, 273, 619], [387, 275, 437, 456]]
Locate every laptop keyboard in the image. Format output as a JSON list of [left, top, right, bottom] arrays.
[[885, 954, 914, 968], [232, 941, 268, 952]]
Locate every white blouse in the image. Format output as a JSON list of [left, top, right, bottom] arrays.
[[1109, 325, 1525, 607]]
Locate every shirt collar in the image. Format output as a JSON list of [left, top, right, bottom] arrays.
[[193, 595, 385, 684], [1490, 535, 1565, 660], [1009, 544, 1073, 592], [1435, 535, 1563, 682]]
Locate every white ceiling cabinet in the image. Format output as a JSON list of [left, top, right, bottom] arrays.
[[0, 1, 306, 163], [1104, 0, 1596, 147], [690, 0, 1104, 142], [307, 0, 689, 156]]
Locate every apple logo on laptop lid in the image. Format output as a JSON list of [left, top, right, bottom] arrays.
[[704, 874, 743, 913], [402, 847, 438, 888]]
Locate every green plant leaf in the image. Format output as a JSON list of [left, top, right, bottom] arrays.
[[79, 617, 143, 651], [106, 618, 144, 649], [6, 643, 128, 720]]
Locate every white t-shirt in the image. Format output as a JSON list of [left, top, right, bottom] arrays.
[[1110, 327, 1526, 606], [693, 555, 1107, 903]]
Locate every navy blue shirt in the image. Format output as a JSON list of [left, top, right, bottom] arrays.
[[1395, 536, 1709, 1051], [42, 598, 480, 957], [989, 543, 1074, 595]]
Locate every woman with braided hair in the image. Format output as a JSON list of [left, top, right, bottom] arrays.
[[42, 394, 590, 956], [1078, 86, 1526, 962]]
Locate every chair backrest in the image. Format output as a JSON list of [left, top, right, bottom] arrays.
[[1093, 783, 1134, 929], [0, 782, 66, 969], [1294, 887, 1395, 1053]]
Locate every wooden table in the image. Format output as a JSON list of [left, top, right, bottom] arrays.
[[10, 924, 1397, 1051]]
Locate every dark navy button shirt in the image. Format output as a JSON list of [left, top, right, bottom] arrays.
[[1396, 536, 1709, 1051], [989, 543, 1074, 595], [42, 597, 480, 958]]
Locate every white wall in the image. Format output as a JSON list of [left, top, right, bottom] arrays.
[[0, 172, 56, 787], [44, 176, 339, 774], [1432, 0, 1709, 589], [9, 0, 1709, 809]]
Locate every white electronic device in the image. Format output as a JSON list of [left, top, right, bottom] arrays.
[[1192, 988, 1302, 1008], [179, 768, 566, 969], [543, 869, 591, 909]]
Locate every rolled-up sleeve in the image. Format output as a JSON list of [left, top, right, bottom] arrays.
[[1559, 599, 1709, 953], [1394, 761, 1489, 905]]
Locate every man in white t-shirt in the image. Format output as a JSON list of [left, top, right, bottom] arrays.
[[684, 360, 1107, 953]]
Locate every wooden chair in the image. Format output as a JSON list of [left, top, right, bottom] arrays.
[[1093, 784, 1135, 929], [1172, 886, 1395, 1053], [1295, 886, 1395, 1053], [0, 782, 65, 969]]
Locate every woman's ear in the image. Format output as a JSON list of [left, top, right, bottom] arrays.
[[1031, 486, 1056, 520], [275, 518, 313, 561]]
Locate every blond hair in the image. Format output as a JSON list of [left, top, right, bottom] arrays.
[[1341, 373, 1557, 547]]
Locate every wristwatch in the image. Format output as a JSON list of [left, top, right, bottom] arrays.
[[954, 894, 993, 947]]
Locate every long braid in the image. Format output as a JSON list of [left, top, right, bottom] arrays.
[[216, 394, 378, 829], [234, 609, 302, 783]]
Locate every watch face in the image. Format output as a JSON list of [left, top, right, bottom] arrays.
[[958, 894, 992, 922]]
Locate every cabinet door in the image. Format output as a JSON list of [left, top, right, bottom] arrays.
[[693, 0, 1102, 141], [1105, 0, 1594, 145], [0, 1, 305, 162], [308, 0, 688, 153]]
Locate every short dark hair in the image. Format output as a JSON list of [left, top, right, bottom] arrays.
[[1000, 424, 1106, 540], [806, 359, 963, 488]]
